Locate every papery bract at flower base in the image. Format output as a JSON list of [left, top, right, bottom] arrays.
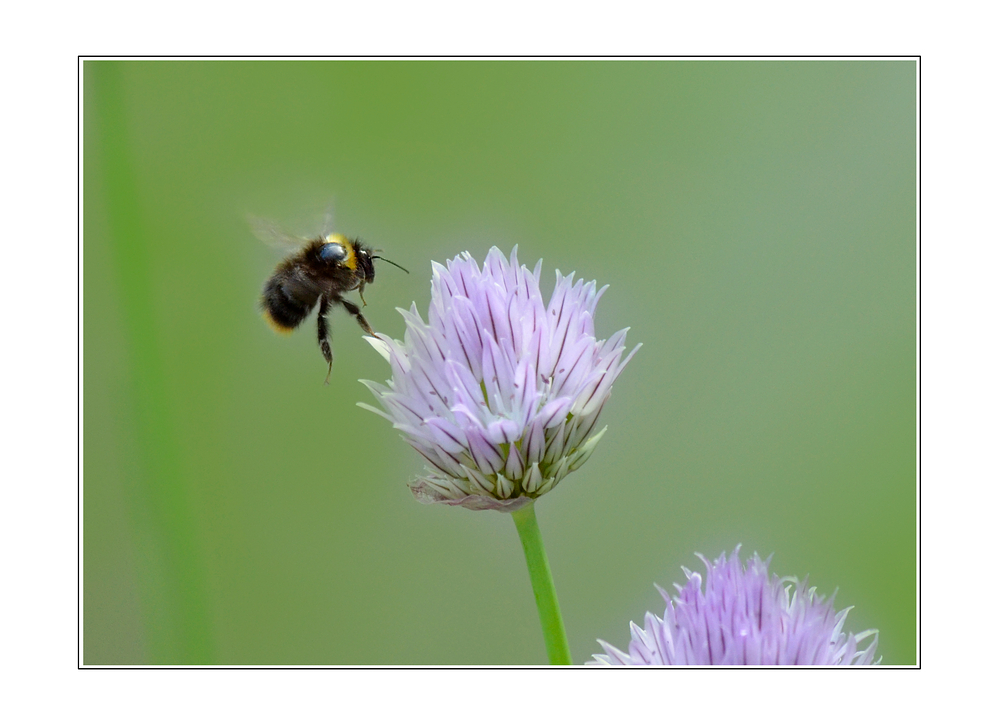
[[359, 246, 639, 512], [589, 546, 880, 666]]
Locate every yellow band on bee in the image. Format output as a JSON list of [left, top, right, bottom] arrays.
[[262, 309, 295, 335], [326, 233, 357, 270]]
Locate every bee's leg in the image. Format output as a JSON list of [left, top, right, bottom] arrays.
[[316, 295, 333, 385], [358, 282, 367, 307], [337, 296, 375, 336]]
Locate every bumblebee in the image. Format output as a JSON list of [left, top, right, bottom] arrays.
[[259, 227, 407, 383]]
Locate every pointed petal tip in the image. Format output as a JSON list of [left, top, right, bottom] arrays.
[[356, 401, 393, 422], [364, 335, 392, 362]]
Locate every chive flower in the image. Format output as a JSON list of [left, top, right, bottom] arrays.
[[589, 547, 880, 666], [359, 246, 640, 512]]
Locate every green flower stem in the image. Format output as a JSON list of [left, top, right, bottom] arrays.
[[511, 502, 572, 665]]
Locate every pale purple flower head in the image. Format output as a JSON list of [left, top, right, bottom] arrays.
[[590, 546, 880, 666], [359, 246, 639, 512]]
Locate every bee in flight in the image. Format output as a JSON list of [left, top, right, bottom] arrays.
[[253, 217, 408, 384]]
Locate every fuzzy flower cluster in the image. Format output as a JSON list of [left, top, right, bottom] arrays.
[[360, 246, 639, 512], [589, 547, 880, 666]]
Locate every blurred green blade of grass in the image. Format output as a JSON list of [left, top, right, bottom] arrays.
[[86, 61, 213, 664]]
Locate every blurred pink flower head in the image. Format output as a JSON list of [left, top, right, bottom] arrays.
[[590, 546, 880, 666]]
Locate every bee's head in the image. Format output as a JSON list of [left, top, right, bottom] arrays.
[[320, 234, 407, 284], [318, 234, 377, 283], [355, 244, 377, 284]]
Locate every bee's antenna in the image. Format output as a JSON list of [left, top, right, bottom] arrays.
[[372, 256, 409, 274]]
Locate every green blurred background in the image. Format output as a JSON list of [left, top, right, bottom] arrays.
[[84, 60, 916, 665]]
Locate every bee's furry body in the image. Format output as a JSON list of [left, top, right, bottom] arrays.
[[261, 234, 377, 383]]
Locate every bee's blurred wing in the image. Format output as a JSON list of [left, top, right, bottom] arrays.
[[248, 215, 307, 254], [321, 202, 337, 237]]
